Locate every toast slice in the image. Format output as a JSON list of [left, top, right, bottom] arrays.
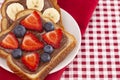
[[0, 10, 76, 80], [1, 0, 63, 31]]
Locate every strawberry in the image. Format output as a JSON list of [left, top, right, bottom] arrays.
[[22, 52, 39, 71], [42, 29, 63, 48], [21, 32, 44, 51], [0, 32, 18, 49], [20, 11, 42, 32]]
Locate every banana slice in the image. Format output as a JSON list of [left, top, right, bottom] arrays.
[[26, 0, 44, 11], [43, 8, 60, 23], [6, 3, 24, 21]]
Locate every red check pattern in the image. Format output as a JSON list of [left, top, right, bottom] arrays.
[[0, 0, 120, 80], [60, 0, 120, 80]]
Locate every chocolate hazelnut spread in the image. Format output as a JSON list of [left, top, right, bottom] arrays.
[[5, 0, 53, 29], [13, 34, 67, 74], [0, 13, 68, 74]]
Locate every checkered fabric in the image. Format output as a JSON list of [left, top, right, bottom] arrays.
[[61, 0, 120, 80]]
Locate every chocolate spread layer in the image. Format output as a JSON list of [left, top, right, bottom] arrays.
[[0, 13, 68, 74], [5, 0, 53, 29], [13, 34, 68, 74]]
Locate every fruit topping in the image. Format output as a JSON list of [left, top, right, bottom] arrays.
[[43, 8, 60, 23], [21, 32, 44, 51], [44, 45, 54, 54], [0, 32, 18, 49], [6, 3, 24, 21], [20, 11, 42, 32], [26, 0, 44, 11], [12, 49, 22, 59], [13, 25, 26, 38], [41, 53, 51, 62], [42, 29, 63, 48], [43, 22, 54, 32], [22, 52, 39, 71]]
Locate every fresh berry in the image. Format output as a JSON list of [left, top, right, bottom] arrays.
[[13, 25, 26, 38], [41, 53, 51, 62], [22, 52, 39, 71], [43, 22, 54, 32], [20, 11, 42, 32], [0, 32, 18, 49], [21, 32, 44, 51], [44, 45, 54, 54], [12, 49, 22, 59], [42, 29, 63, 48]]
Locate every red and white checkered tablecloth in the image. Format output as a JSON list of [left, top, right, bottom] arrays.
[[0, 0, 120, 80], [60, 0, 120, 80]]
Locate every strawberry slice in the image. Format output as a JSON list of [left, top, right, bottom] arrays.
[[42, 29, 63, 48], [21, 32, 44, 51], [22, 52, 39, 71], [0, 32, 18, 49], [20, 11, 42, 32]]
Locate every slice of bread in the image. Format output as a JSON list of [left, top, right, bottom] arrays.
[[0, 10, 76, 80], [1, 0, 63, 31]]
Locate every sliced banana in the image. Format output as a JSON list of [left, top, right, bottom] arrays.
[[43, 8, 60, 23], [26, 0, 44, 11], [6, 3, 24, 21]]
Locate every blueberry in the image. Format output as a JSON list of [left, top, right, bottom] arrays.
[[13, 25, 26, 38], [41, 53, 51, 62], [44, 45, 54, 54], [43, 22, 54, 32], [12, 49, 23, 59]]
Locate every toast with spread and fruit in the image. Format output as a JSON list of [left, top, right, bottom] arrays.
[[0, 9, 76, 80], [1, 0, 63, 31]]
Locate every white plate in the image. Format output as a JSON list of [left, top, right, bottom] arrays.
[[0, 9, 81, 74]]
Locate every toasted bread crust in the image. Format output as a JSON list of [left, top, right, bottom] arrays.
[[0, 0, 64, 31], [0, 9, 76, 80], [0, 50, 9, 58], [7, 32, 76, 80]]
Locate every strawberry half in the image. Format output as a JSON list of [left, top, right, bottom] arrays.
[[42, 29, 63, 48], [22, 52, 39, 71], [20, 11, 42, 32], [0, 32, 18, 49], [21, 32, 44, 51]]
